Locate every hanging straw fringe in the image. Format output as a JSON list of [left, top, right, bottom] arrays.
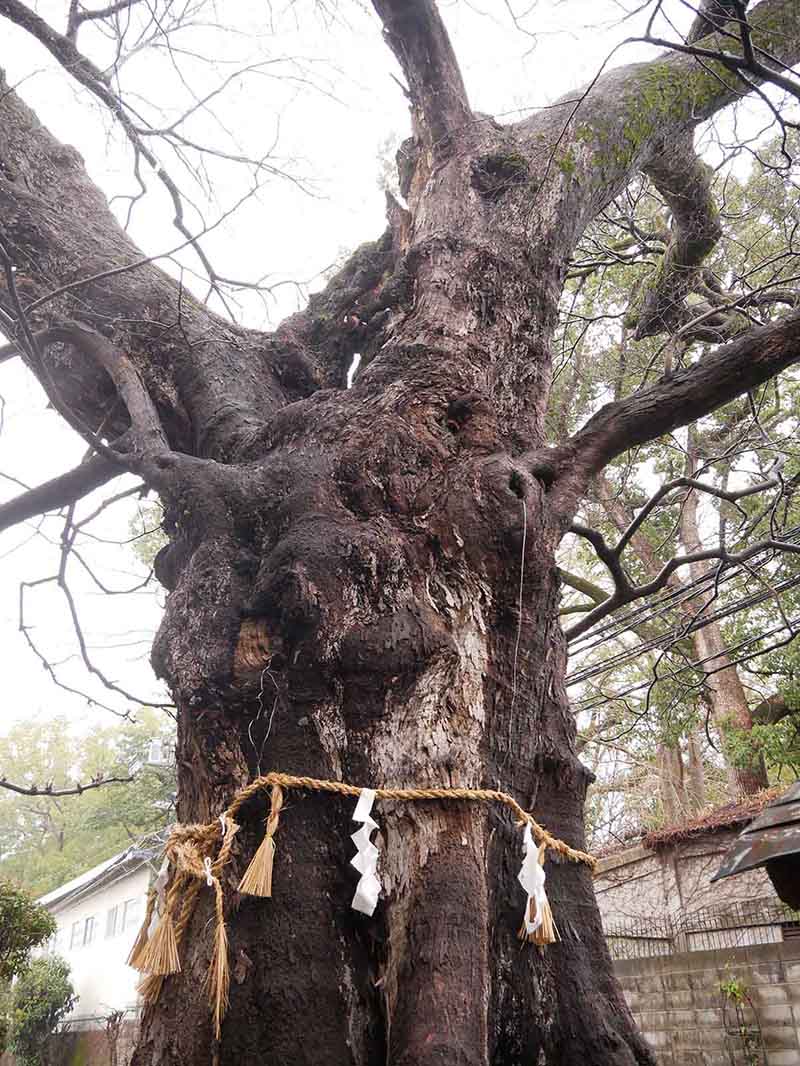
[[135, 909, 181, 975], [136, 877, 204, 1003], [137, 973, 164, 1006], [517, 892, 559, 945], [126, 889, 157, 969], [131, 872, 190, 976], [139, 770, 594, 1034], [206, 880, 230, 1039], [238, 785, 282, 897]]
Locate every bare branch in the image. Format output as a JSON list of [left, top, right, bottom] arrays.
[[565, 449, 794, 640], [615, 464, 784, 555], [67, 0, 146, 41], [565, 530, 800, 641], [0, 772, 132, 797], [535, 308, 800, 510], [0, 0, 234, 307], [372, 0, 471, 151], [0, 456, 120, 535]]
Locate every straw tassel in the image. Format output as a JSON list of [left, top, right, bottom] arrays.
[[126, 889, 157, 970], [135, 908, 181, 974], [133, 772, 591, 1039], [137, 973, 165, 1006], [517, 832, 558, 946], [238, 784, 283, 897], [518, 891, 558, 945], [206, 881, 230, 1040]]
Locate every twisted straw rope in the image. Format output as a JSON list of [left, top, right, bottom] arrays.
[[137, 771, 595, 1035], [222, 772, 596, 869]]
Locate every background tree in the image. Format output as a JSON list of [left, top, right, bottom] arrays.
[[0, 712, 176, 896], [0, 1, 799, 1064], [0, 885, 57, 1058], [555, 143, 800, 841], [0, 879, 55, 983]]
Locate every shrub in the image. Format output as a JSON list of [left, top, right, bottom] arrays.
[[0, 880, 56, 982], [9, 956, 76, 1066]]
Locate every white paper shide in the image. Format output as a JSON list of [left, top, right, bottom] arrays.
[[517, 824, 549, 936], [350, 787, 381, 916]]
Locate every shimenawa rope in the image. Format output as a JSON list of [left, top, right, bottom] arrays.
[[130, 771, 595, 1038]]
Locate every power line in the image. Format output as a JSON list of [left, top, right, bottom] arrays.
[[565, 524, 800, 701]]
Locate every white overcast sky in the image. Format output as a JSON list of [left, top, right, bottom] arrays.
[[0, 0, 773, 746]]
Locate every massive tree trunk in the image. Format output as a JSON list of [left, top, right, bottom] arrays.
[[2, 1, 800, 1063]]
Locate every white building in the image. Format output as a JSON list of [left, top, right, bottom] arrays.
[[39, 841, 159, 1025]]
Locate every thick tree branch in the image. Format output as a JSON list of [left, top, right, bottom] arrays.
[[1, 317, 170, 471], [688, 1, 751, 45], [0, 69, 306, 461], [557, 567, 610, 616], [372, 0, 471, 151], [540, 0, 800, 228], [0, 456, 120, 535], [646, 0, 800, 104], [536, 309, 800, 511], [751, 692, 798, 724], [638, 31, 800, 104], [558, 568, 610, 605], [43, 325, 170, 458], [627, 134, 722, 339]]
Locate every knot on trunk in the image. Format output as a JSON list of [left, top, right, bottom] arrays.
[[470, 151, 528, 202]]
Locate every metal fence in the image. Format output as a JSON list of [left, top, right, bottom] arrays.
[[604, 897, 800, 960]]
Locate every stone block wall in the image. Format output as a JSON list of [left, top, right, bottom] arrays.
[[615, 940, 800, 1065]]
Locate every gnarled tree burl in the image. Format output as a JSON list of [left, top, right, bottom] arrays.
[[1, 1, 800, 1063]]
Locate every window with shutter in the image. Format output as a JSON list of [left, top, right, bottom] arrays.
[[123, 897, 142, 930], [106, 906, 119, 938], [83, 916, 97, 946]]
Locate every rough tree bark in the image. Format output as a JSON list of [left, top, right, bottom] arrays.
[[2, 1, 800, 1064]]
